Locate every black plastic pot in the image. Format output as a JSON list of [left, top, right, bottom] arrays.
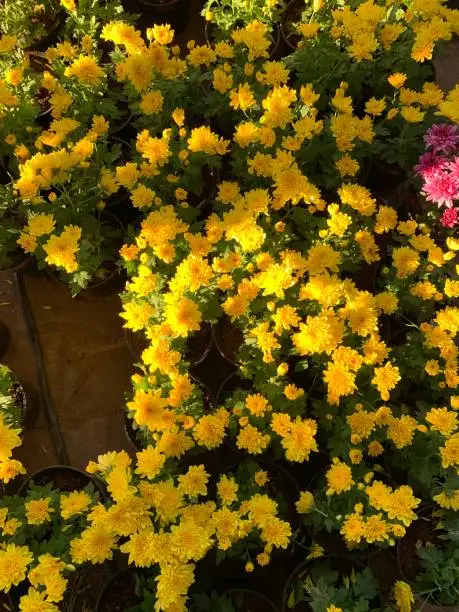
[[0, 321, 10, 360], [281, 556, 364, 612], [280, 0, 303, 51], [135, 0, 190, 35], [124, 374, 215, 451], [96, 567, 143, 612], [213, 317, 244, 366], [0, 255, 32, 275], [46, 212, 125, 295], [224, 589, 279, 612], [18, 465, 105, 496], [125, 322, 213, 366]]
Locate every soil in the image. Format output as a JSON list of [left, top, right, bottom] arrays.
[[397, 512, 437, 582], [23, 466, 96, 493], [96, 568, 142, 612], [214, 318, 244, 364]]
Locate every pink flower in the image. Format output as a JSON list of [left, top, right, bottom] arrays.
[[447, 156, 459, 180], [414, 151, 447, 179], [440, 207, 458, 228], [422, 170, 459, 207], [425, 123, 459, 154]]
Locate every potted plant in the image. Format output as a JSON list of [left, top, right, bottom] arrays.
[[282, 557, 382, 612], [0, 364, 27, 487], [14, 118, 126, 294], [0, 0, 63, 50], [0, 469, 104, 609], [192, 589, 279, 611], [202, 0, 283, 51]]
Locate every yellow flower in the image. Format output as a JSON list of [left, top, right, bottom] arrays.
[[0, 459, 25, 484], [392, 246, 420, 278], [326, 459, 353, 495], [178, 465, 209, 497], [426, 407, 458, 437], [401, 106, 425, 123], [433, 489, 459, 511], [27, 213, 55, 237], [296, 491, 314, 514], [135, 446, 166, 480], [217, 475, 238, 506], [140, 90, 164, 115], [148, 24, 174, 45], [336, 154, 359, 177], [25, 498, 53, 525], [340, 512, 365, 546], [229, 83, 255, 111], [365, 97, 386, 116], [388, 72, 407, 89], [60, 491, 92, 520], [297, 23, 320, 38], [261, 517, 291, 549], [372, 362, 400, 401], [0, 544, 33, 592], [61, 0, 76, 10], [163, 295, 202, 338], [394, 581, 413, 612], [237, 425, 270, 454], [65, 55, 104, 85], [440, 433, 459, 468]]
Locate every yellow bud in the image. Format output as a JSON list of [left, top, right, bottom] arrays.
[[245, 561, 254, 573]]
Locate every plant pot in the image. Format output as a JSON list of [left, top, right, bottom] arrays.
[[282, 556, 365, 612], [396, 509, 437, 584], [224, 589, 279, 612], [96, 567, 143, 612], [135, 0, 190, 35], [215, 372, 252, 406], [125, 322, 213, 366], [213, 317, 244, 365], [46, 212, 125, 295], [205, 21, 281, 59], [0, 254, 32, 274], [414, 598, 459, 612], [125, 374, 215, 451], [0, 321, 10, 360], [280, 0, 303, 51], [63, 562, 115, 612], [18, 465, 105, 496]]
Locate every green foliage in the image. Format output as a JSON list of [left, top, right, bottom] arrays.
[[288, 561, 381, 612], [202, 0, 284, 37], [0, 364, 23, 429]]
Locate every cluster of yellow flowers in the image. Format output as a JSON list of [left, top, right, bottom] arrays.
[[0, 0, 458, 608]]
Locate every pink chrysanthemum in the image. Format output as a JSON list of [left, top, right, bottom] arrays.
[[422, 170, 459, 207], [425, 123, 459, 154], [440, 207, 459, 228], [447, 156, 459, 180], [414, 151, 447, 179]]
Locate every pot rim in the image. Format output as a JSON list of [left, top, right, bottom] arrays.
[[18, 464, 105, 496]]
